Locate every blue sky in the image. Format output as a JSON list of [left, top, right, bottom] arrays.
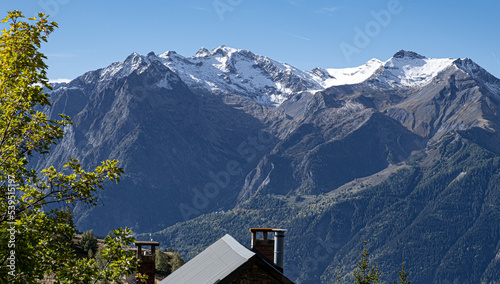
[[2, 0, 500, 80]]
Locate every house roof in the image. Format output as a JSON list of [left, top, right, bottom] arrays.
[[159, 234, 293, 284], [159, 234, 255, 284]]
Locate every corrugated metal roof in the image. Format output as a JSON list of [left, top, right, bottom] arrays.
[[159, 234, 255, 284]]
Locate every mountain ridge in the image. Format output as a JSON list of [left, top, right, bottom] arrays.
[[54, 46, 497, 107]]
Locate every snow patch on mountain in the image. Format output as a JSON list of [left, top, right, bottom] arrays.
[[321, 59, 383, 87], [376, 51, 455, 87], [306, 51, 455, 90], [455, 57, 483, 76], [154, 45, 323, 106], [450, 57, 500, 98], [454, 58, 500, 95], [337, 100, 365, 117], [156, 76, 172, 90], [49, 78, 72, 84], [99, 53, 150, 81]]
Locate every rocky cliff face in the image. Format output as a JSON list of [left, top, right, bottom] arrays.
[[42, 54, 280, 232]]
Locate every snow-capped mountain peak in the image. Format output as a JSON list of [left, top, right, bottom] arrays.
[[453, 57, 495, 81], [210, 45, 238, 56], [392, 50, 426, 60], [152, 45, 323, 105], [374, 51, 455, 87], [158, 50, 185, 62], [453, 57, 500, 95], [195, 47, 210, 57], [194, 45, 243, 59], [98, 52, 151, 82], [64, 46, 499, 108]]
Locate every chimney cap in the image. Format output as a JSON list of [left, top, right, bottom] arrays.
[[134, 241, 159, 246], [249, 228, 278, 232], [272, 229, 287, 233]]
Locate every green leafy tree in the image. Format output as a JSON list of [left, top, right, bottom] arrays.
[[155, 249, 171, 275], [170, 252, 186, 273], [0, 11, 144, 283], [57, 228, 146, 284], [353, 240, 382, 284], [81, 229, 98, 258]]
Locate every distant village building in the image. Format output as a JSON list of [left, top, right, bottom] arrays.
[[159, 228, 293, 284]]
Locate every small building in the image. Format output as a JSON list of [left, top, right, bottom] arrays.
[[159, 228, 293, 284]]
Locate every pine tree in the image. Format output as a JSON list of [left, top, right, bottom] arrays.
[[170, 252, 186, 273], [393, 255, 411, 284], [155, 250, 171, 275], [333, 264, 345, 284], [81, 229, 98, 258], [95, 247, 106, 269], [64, 207, 75, 230], [353, 240, 382, 284]]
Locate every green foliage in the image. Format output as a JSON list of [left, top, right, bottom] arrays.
[[0, 11, 141, 283], [392, 256, 411, 284], [81, 229, 98, 258], [155, 250, 171, 275], [56, 228, 146, 283], [333, 264, 345, 284], [95, 247, 106, 270], [353, 240, 382, 284], [64, 207, 75, 230], [170, 252, 185, 273], [332, 242, 410, 284]]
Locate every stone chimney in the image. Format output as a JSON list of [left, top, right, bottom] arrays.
[[249, 228, 287, 272], [134, 241, 159, 284]]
